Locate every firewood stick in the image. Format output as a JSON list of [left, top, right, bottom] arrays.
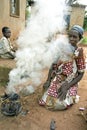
[[80, 111, 87, 122]]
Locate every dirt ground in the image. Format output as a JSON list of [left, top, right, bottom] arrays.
[[0, 35, 87, 130]]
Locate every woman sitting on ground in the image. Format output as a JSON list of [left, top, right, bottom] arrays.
[[39, 25, 86, 110]]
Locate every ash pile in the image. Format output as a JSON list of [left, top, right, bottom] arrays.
[[0, 93, 22, 116]]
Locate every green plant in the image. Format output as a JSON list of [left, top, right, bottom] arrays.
[[25, 8, 30, 20], [81, 37, 87, 45], [0, 67, 11, 86]]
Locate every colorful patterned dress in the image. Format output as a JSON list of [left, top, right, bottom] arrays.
[[39, 46, 85, 110]]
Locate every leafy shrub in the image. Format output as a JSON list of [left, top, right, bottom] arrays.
[[81, 37, 87, 45]]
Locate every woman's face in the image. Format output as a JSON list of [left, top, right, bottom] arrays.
[[68, 30, 80, 47]]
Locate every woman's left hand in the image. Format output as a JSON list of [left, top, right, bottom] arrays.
[[57, 81, 69, 101]]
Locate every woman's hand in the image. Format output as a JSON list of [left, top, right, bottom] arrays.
[[57, 81, 69, 101]]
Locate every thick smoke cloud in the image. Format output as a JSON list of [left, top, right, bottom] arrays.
[[6, 0, 69, 94]]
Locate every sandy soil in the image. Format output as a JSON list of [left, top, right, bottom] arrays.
[[0, 37, 87, 130]]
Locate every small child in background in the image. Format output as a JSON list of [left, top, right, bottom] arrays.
[[0, 26, 15, 59]]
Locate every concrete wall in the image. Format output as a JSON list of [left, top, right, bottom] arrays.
[[70, 4, 85, 28], [0, 0, 26, 40]]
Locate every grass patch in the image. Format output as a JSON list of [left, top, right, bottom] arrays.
[[81, 37, 87, 45], [0, 67, 11, 86], [0, 80, 8, 86]]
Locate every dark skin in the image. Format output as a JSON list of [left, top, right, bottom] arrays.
[[57, 30, 85, 101], [3, 28, 11, 39], [58, 72, 84, 101], [2, 28, 15, 59]]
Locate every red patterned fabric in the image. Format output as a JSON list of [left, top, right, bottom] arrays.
[[75, 57, 85, 71], [62, 62, 73, 76], [47, 61, 73, 98], [47, 57, 85, 98], [69, 86, 78, 96], [48, 78, 58, 98], [39, 99, 46, 106]]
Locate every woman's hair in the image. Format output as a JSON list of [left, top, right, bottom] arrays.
[[2, 27, 10, 33]]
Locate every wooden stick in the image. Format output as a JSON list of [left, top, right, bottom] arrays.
[[80, 111, 87, 122]]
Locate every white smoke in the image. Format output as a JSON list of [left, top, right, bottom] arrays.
[[6, 0, 70, 94]]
